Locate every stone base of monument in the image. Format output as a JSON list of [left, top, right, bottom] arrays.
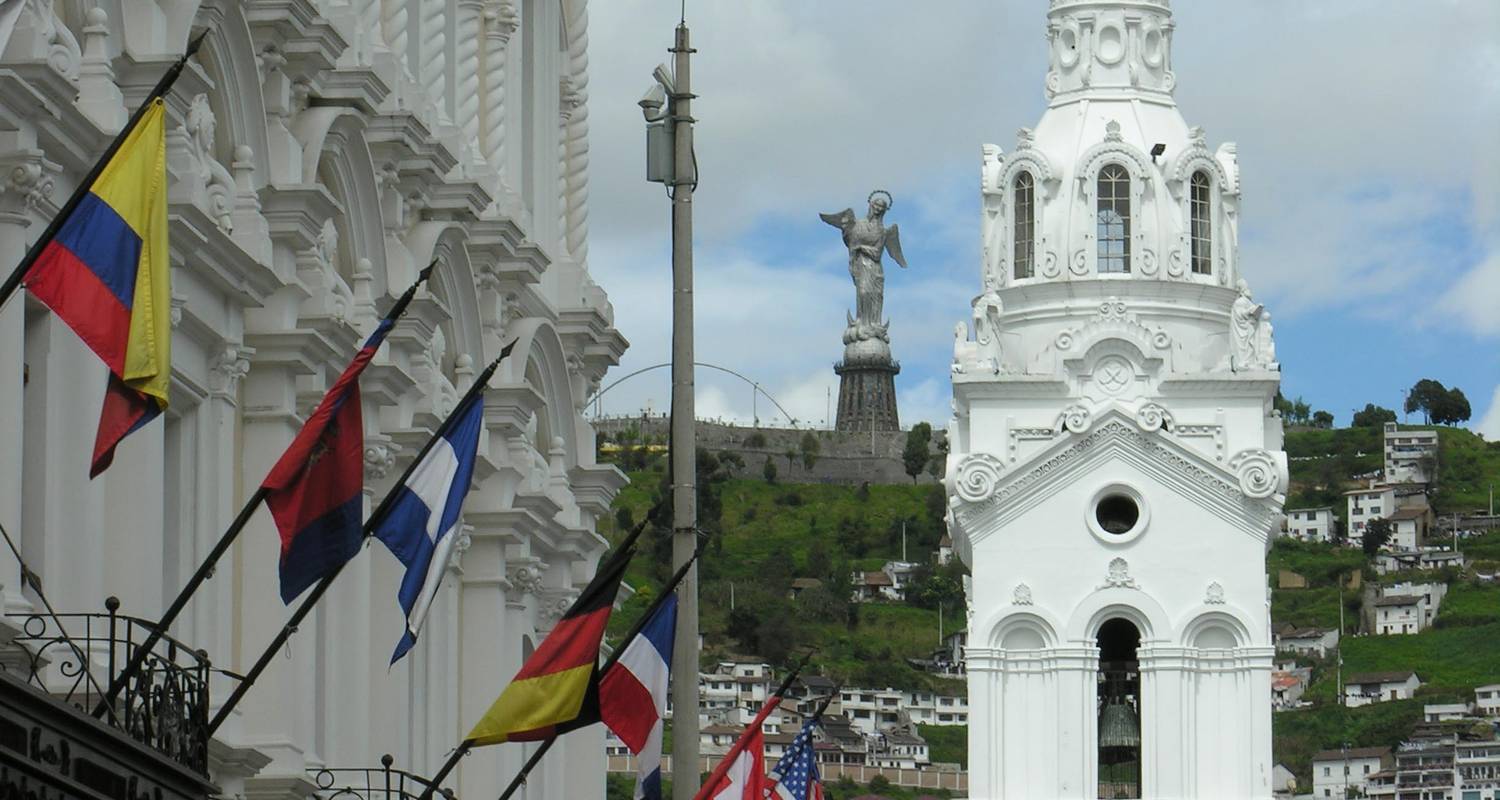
[[834, 336, 901, 432]]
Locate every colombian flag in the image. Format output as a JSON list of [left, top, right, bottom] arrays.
[[465, 535, 638, 746], [26, 100, 170, 477], [261, 318, 394, 603]]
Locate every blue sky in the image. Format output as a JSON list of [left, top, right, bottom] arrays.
[[583, 2, 1500, 435]]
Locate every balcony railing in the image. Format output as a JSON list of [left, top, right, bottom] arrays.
[[311, 756, 454, 800], [1, 596, 211, 774]]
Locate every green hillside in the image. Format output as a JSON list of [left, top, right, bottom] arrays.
[[599, 449, 963, 694]]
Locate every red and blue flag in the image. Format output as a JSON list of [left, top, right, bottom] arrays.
[[262, 319, 393, 603]]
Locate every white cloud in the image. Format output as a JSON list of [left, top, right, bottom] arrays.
[[1438, 253, 1500, 336], [1478, 384, 1500, 441]]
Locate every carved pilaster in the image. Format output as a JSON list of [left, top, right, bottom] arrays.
[[419, 0, 449, 125], [453, 1, 485, 153]]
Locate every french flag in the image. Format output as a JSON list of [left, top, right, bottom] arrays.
[[371, 389, 484, 664], [601, 593, 678, 800], [262, 318, 393, 603]]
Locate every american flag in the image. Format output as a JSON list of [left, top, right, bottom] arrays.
[[768, 718, 822, 800]]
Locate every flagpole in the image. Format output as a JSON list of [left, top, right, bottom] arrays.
[[0, 29, 209, 309], [207, 336, 512, 736], [418, 505, 669, 800], [491, 545, 706, 800], [94, 261, 439, 718]]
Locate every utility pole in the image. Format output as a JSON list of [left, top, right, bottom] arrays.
[[642, 20, 699, 799]]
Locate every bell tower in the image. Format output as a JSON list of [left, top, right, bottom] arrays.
[[946, 1, 1284, 798]]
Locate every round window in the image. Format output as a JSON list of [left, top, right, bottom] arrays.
[[1095, 494, 1139, 535], [1086, 484, 1149, 544]]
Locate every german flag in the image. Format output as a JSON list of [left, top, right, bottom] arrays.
[[465, 514, 651, 746]]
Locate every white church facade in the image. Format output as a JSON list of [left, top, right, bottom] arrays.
[[947, 0, 1286, 798], [0, 2, 624, 799]]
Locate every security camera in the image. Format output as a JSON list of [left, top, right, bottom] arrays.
[[639, 84, 667, 122], [652, 63, 675, 94]]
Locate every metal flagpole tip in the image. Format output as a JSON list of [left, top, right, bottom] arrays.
[[186, 28, 211, 57], [418, 257, 439, 285]]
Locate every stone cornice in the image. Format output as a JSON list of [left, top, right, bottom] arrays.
[[314, 68, 391, 115], [568, 463, 628, 518], [951, 411, 1281, 553], [170, 206, 282, 306]]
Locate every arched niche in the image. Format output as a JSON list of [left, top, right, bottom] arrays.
[[502, 318, 580, 471], [188, 1, 270, 184], [294, 107, 386, 290], [1179, 609, 1253, 650], [986, 611, 1061, 651]]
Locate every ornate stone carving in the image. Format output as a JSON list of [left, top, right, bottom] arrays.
[[536, 589, 579, 629], [208, 344, 252, 398], [0, 151, 57, 215], [953, 453, 1006, 504], [1205, 581, 1226, 605], [1013, 583, 1033, 606], [505, 560, 546, 603], [1057, 404, 1092, 434], [1070, 248, 1088, 276], [1135, 402, 1173, 432], [1097, 297, 1128, 319], [363, 443, 397, 480], [1229, 448, 1284, 499], [183, 94, 236, 233], [1230, 280, 1277, 371], [1099, 557, 1138, 590]]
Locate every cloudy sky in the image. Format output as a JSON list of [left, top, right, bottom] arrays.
[[583, 1, 1500, 436]]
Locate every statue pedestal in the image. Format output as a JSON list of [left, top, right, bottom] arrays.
[[834, 338, 900, 432]]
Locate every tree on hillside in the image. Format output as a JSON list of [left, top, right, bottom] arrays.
[[1362, 517, 1394, 557], [1292, 397, 1311, 426], [800, 431, 821, 469], [1432, 387, 1472, 425], [1352, 404, 1397, 428], [762, 455, 778, 484], [904, 422, 933, 482], [1311, 410, 1335, 429], [1405, 378, 1447, 424]]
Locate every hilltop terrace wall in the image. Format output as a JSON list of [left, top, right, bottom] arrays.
[[593, 415, 945, 486]]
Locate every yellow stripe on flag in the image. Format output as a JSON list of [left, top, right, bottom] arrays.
[[94, 100, 170, 405], [466, 662, 594, 747]]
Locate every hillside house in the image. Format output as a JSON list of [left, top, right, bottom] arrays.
[[1477, 685, 1500, 717], [936, 534, 955, 565], [1384, 581, 1447, 623], [1374, 548, 1465, 575], [1374, 594, 1427, 635], [1272, 764, 1298, 799], [882, 561, 920, 599], [901, 689, 970, 726], [815, 715, 869, 765], [1345, 671, 1423, 707], [1388, 505, 1434, 551], [1347, 485, 1396, 544], [1384, 423, 1439, 485], [853, 570, 896, 602], [869, 729, 931, 769], [841, 688, 905, 734], [1274, 625, 1339, 658], [1424, 702, 1473, 722], [1457, 738, 1500, 797], [789, 577, 823, 599], [1312, 746, 1392, 799], [1272, 671, 1307, 710], [1286, 506, 1338, 542]]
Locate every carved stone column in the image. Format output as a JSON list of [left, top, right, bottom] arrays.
[[480, 1, 518, 193], [453, 1, 485, 156], [561, 1, 589, 261], [0, 145, 57, 613]]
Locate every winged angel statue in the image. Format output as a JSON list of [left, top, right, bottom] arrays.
[[820, 190, 907, 343]]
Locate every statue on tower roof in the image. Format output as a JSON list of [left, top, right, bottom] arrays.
[[821, 190, 907, 343]]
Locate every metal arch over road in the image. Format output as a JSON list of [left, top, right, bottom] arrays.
[[589, 361, 800, 427]]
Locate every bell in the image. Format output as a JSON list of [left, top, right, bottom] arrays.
[[1098, 701, 1140, 749]]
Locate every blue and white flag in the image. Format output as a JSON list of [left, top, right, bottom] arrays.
[[372, 390, 485, 664], [600, 593, 678, 800], [769, 717, 822, 800]]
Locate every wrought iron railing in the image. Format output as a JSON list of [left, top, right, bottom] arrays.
[[1, 596, 211, 774], [311, 755, 455, 800]]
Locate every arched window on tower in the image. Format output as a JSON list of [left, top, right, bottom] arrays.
[[1097, 165, 1131, 273], [1190, 171, 1212, 275], [1013, 172, 1035, 279], [1097, 618, 1142, 798]]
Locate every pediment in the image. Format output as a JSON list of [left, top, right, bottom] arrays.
[[951, 408, 1283, 551]]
